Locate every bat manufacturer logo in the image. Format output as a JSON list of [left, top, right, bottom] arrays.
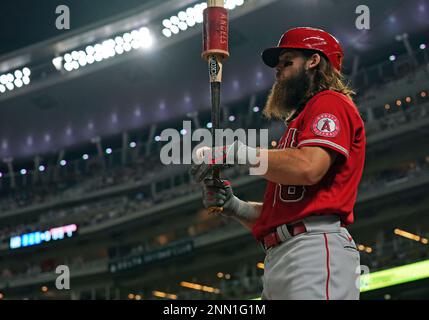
[[209, 56, 219, 80]]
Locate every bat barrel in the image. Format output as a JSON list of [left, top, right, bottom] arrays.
[[202, 2, 229, 60]]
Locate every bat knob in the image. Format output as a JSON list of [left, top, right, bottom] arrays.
[[208, 206, 224, 214]]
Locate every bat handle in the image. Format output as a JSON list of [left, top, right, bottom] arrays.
[[210, 63, 222, 181], [210, 168, 222, 212], [208, 55, 223, 213]]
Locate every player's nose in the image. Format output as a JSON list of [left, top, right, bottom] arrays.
[[275, 64, 285, 80], [276, 71, 282, 80]]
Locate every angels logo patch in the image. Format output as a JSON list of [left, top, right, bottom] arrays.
[[311, 113, 340, 137]]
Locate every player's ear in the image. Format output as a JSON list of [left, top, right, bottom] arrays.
[[306, 53, 321, 70]]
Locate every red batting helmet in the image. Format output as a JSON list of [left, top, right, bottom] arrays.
[[262, 27, 344, 72]]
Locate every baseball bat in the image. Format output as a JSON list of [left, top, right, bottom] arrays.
[[202, 0, 230, 213]]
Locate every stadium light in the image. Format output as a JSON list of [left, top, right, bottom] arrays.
[[129, 141, 137, 148], [206, 122, 212, 129], [38, 165, 45, 172], [161, 1, 247, 38], [420, 44, 426, 50], [134, 108, 142, 117], [389, 55, 396, 62], [0, 172, 2, 178], [162, 28, 172, 38], [14, 79, 23, 88], [253, 106, 260, 112], [228, 115, 236, 122], [54, 27, 153, 72], [180, 281, 220, 294], [0, 67, 32, 94], [394, 228, 428, 244], [82, 154, 89, 160], [23, 68, 31, 77], [52, 57, 63, 70], [60, 160, 67, 166], [153, 291, 167, 298], [105, 148, 113, 154], [152, 291, 177, 300], [20, 169, 27, 175], [356, 243, 373, 253]]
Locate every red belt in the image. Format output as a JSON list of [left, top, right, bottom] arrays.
[[261, 221, 307, 250]]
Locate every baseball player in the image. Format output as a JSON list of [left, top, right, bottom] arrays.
[[191, 27, 365, 300]]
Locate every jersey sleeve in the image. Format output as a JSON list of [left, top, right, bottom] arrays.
[[297, 93, 357, 158]]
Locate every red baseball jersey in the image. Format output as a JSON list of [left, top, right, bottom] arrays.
[[252, 90, 366, 241]]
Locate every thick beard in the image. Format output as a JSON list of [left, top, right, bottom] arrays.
[[263, 66, 311, 121]]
